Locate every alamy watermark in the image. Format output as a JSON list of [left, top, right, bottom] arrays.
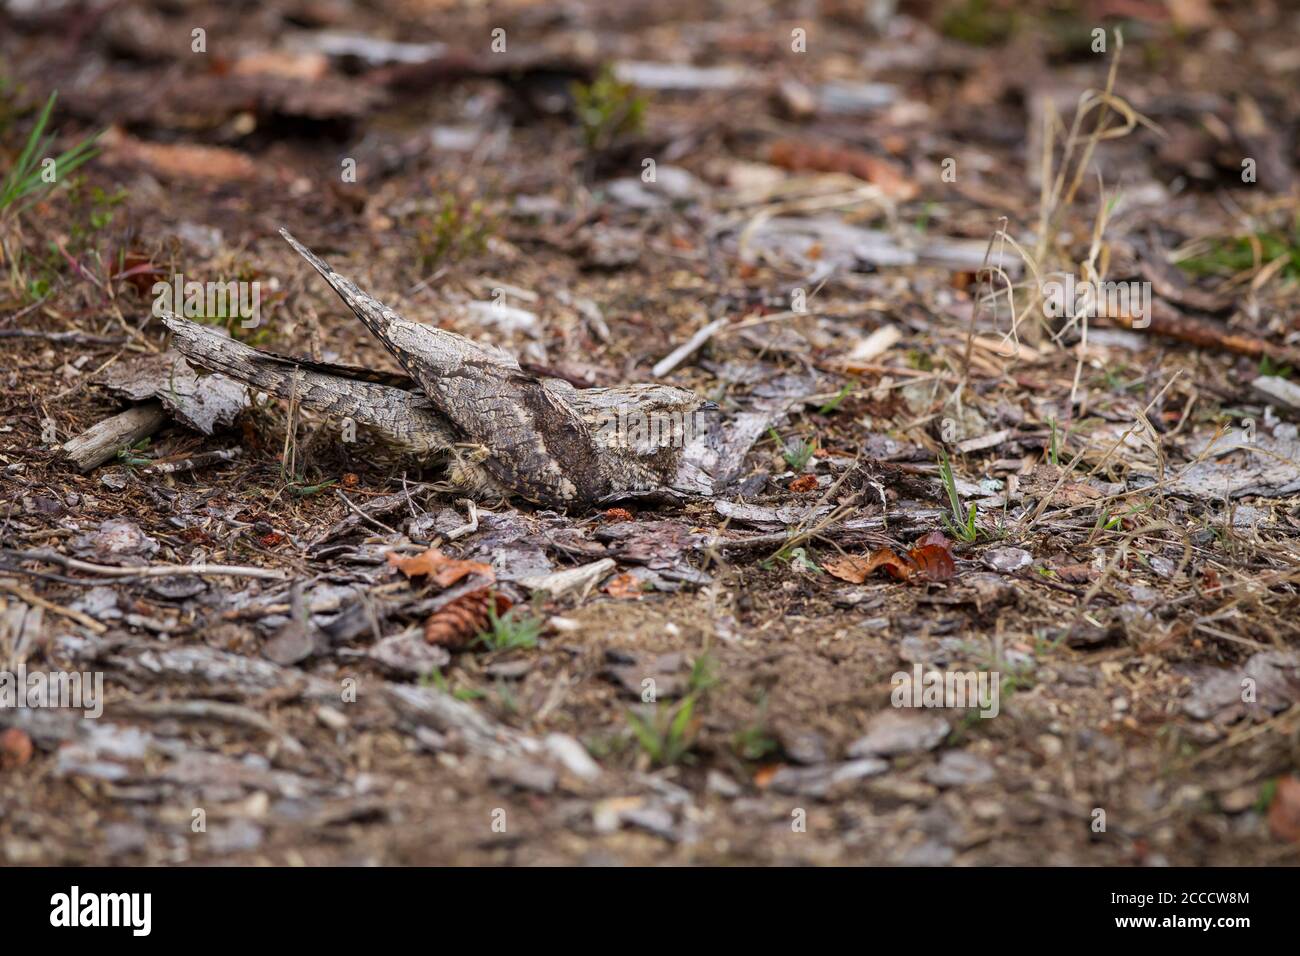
[[891, 663, 1000, 718], [1041, 274, 1151, 329], [0, 664, 104, 718], [50, 886, 150, 936], [152, 273, 261, 328], [594, 407, 710, 450]]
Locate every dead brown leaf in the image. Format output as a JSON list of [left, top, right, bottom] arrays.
[[767, 139, 919, 200], [788, 474, 818, 493], [101, 127, 261, 183], [752, 764, 781, 789], [823, 533, 957, 584], [604, 572, 644, 600], [232, 50, 330, 81], [824, 548, 915, 583], [388, 547, 494, 587], [0, 728, 33, 770], [1268, 776, 1300, 843], [910, 543, 956, 582]]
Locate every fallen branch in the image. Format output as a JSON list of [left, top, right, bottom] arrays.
[[139, 448, 242, 476], [61, 401, 166, 472], [0, 580, 107, 633], [0, 328, 127, 345], [2, 549, 289, 581], [1102, 299, 1300, 368], [652, 316, 728, 378]]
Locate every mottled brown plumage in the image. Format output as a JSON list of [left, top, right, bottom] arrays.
[[163, 230, 717, 509]]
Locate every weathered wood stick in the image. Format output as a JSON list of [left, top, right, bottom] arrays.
[[139, 448, 242, 476], [61, 401, 166, 472], [653, 316, 728, 378]]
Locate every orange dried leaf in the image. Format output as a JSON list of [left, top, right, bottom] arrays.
[[788, 474, 818, 493], [103, 127, 260, 183], [913, 530, 953, 550], [823, 548, 915, 584], [907, 533, 957, 582], [752, 764, 781, 789], [388, 547, 494, 587], [908, 544, 955, 582], [767, 139, 919, 200], [1268, 776, 1300, 843], [604, 572, 644, 600], [0, 728, 33, 770]]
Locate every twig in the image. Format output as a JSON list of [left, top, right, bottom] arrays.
[[652, 316, 729, 377], [334, 490, 401, 537], [139, 448, 241, 476], [444, 498, 480, 541], [0, 328, 127, 345], [0, 580, 107, 633], [1, 549, 288, 581]]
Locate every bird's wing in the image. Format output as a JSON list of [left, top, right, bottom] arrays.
[[278, 228, 520, 377], [161, 314, 453, 454], [279, 229, 624, 507]]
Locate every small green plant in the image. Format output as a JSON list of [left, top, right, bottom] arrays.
[[938, 450, 978, 542], [905, 349, 935, 371], [287, 478, 337, 497], [67, 182, 128, 246], [624, 651, 716, 768], [583, 731, 632, 761], [818, 384, 854, 415], [768, 427, 816, 471], [116, 437, 152, 468], [687, 652, 719, 696], [571, 67, 646, 152], [913, 202, 935, 233], [0, 92, 100, 218], [1259, 356, 1294, 379], [786, 546, 820, 573], [626, 694, 698, 767], [412, 193, 494, 271], [999, 664, 1035, 698], [940, 0, 1018, 46], [422, 668, 485, 701], [476, 601, 542, 652], [1255, 778, 1279, 814], [26, 274, 51, 303], [762, 544, 821, 573], [1047, 416, 1060, 465], [1179, 225, 1300, 284], [732, 694, 778, 762], [733, 722, 779, 762]]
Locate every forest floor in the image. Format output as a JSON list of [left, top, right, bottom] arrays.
[[1, 0, 1299, 865]]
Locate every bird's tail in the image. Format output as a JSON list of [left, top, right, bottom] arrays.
[[160, 314, 452, 454]]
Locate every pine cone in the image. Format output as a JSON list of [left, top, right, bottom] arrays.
[[423, 589, 511, 649]]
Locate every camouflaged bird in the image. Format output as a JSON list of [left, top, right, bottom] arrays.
[[162, 229, 717, 509]]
